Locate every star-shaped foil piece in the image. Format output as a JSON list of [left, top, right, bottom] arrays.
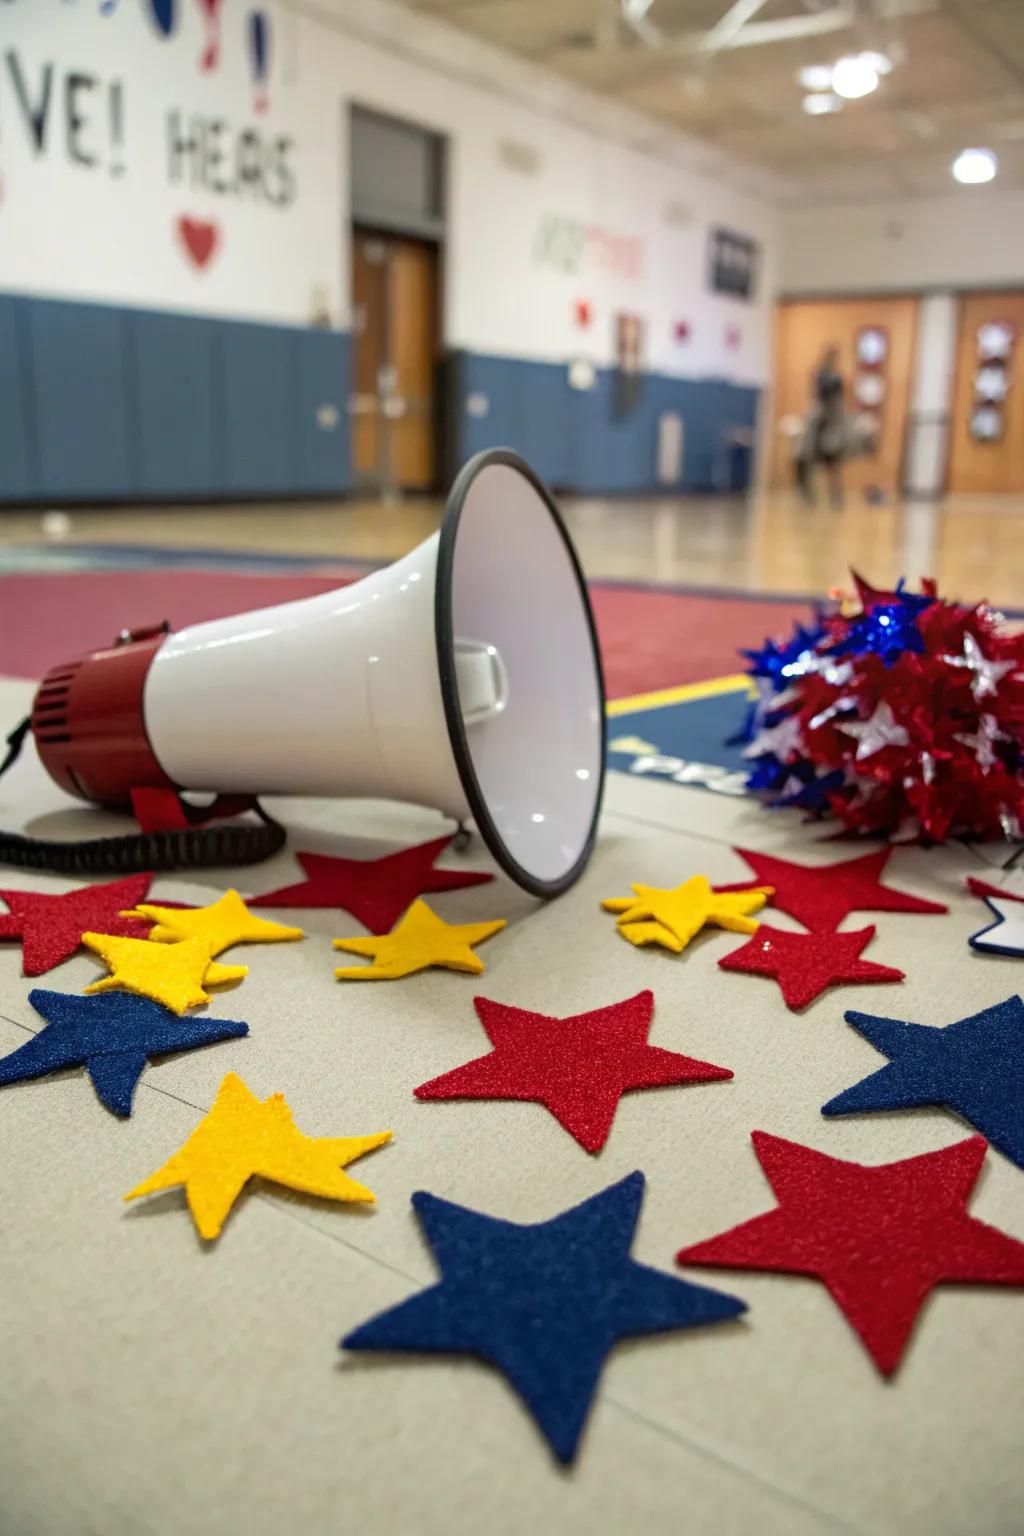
[[125, 1071, 391, 1239], [823, 997, 1024, 1169], [249, 836, 494, 934], [0, 874, 155, 977], [0, 990, 248, 1116], [342, 1172, 746, 1463], [838, 701, 909, 761], [414, 990, 733, 1152], [601, 875, 772, 954], [126, 888, 304, 956], [718, 924, 904, 1010], [334, 899, 505, 980], [677, 1132, 1024, 1375], [718, 847, 946, 931], [82, 933, 247, 1014], [942, 633, 1016, 702]]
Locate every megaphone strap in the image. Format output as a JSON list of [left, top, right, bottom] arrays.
[[0, 715, 286, 875]]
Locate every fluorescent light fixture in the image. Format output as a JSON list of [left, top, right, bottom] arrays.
[[798, 64, 834, 91], [803, 92, 841, 115], [952, 147, 997, 184], [832, 54, 879, 99]]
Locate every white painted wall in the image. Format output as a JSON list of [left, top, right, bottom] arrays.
[[0, 0, 775, 385], [780, 189, 1024, 296]]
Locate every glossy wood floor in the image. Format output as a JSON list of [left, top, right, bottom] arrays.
[[1, 489, 1022, 608]]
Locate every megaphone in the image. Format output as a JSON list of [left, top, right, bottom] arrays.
[[30, 450, 606, 897]]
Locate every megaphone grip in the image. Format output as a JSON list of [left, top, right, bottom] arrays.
[[0, 813, 286, 876]]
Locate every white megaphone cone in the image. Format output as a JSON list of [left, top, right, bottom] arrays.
[[30, 451, 607, 896]]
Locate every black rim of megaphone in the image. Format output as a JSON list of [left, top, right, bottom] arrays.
[[435, 447, 607, 899]]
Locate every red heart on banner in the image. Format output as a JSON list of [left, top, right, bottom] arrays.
[[176, 216, 219, 269]]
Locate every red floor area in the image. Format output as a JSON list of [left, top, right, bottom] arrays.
[[0, 570, 812, 700]]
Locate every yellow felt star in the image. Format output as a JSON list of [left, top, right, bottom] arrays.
[[124, 888, 304, 956], [82, 932, 247, 1014], [601, 875, 773, 954], [124, 1072, 391, 1240], [333, 898, 506, 981]]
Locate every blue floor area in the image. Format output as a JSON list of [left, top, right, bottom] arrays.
[[607, 686, 751, 796]]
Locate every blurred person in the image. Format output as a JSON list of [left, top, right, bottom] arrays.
[[795, 344, 847, 510]]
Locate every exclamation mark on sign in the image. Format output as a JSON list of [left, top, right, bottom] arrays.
[[109, 80, 124, 177]]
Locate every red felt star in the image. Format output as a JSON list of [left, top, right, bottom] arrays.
[[718, 848, 946, 932], [718, 924, 903, 1010], [677, 1133, 1024, 1375], [966, 875, 1024, 906], [249, 836, 493, 935], [414, 989, 732, 1153], [0, 874, 154, 977]]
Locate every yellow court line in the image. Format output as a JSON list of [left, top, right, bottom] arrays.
[[606, 672, 754, 718]]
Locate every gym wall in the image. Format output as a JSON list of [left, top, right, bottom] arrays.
[[0, 0, 775, 503]]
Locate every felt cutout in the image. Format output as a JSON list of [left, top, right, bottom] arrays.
[[718, 924, 904, 1010], [718, 847, 947, 931], [601, 875, 772, 954], [0, 990, 248, 1117], [0, 874, 154, 976], [250, 836, 494, 934], [125, 889, 304, 956], [969, 896, 1024, 958], [414, 990, 733, 1153], [81, 933, 247, 1014], [966, 875, 1024, 906], [334, 899, 505, 981], [342, 1172, 746, 1464], [124, 1071, 391, 1239], [677, 1132, 1024, 1375], [823, 997, 1024, 1169]]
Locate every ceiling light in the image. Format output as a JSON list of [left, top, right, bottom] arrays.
[[803, 92, 841, 115], [832, 54, 879, 99], [798, 64, 834, 91], [859, 50, 894, 75], [952, 147, 997, 184]]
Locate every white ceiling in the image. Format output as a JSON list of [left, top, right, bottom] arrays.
[[405, 0, 1024, 203]]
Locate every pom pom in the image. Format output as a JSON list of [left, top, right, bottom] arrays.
[[738, 572, 1024, 842]]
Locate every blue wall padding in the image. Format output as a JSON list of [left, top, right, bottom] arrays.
[[0, 292, 351, 503], [454, 350, 759, 495], [0, 295, 37, 500], [133, 310, 223, 497], [0, 294, 754, 502], [27, 297, 136, 499]]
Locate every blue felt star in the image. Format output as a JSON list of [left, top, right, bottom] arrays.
[[0, 989, 249, 1117], [341, 1172, 746, 1463], [822, 997, 1024, 1170]]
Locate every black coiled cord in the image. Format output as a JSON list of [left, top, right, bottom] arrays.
[[0, 716, 286, 875]]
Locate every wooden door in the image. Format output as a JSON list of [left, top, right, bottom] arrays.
[[947, 291, 1024, 494], [388, 238, 438, 490], [771, 297, 918, 496], [350, 230, 438, 491], [351, 233, 388, 482]]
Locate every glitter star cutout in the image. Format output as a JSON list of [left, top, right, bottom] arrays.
[[601, 875, 772, 954], [333, 899, 505, 980], [677, 1132, 1024, 1375], [942, 633, 1016, 701], [414, 990, 733, 1152], [823, 997, 1024, 1169], [342, 1173, 746, 1464], [82, 933, 247, 1013], [126, 889, 304, 956], [838, 701, 909, 761], [0, 874, 154, 976], [718, 847, 946, 931], [124, 1071, 391, 1239], [249, 836, 494, 934], [718, 924, 904, 1010], [0, 990, 248, 1117]]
